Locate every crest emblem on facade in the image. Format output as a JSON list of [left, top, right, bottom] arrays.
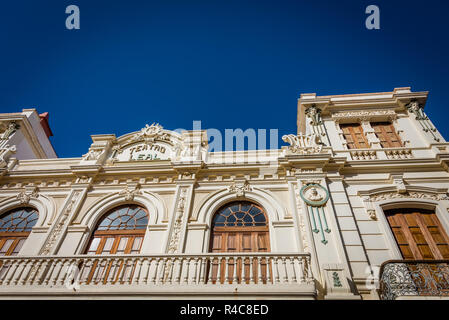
[[299, 184, 329, 207], [131, 123, 167, 143]]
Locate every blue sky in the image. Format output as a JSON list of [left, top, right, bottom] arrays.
[[1, 0, 448, 157]]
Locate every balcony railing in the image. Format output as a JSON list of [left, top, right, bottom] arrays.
[[379, 260, 449, 300], [0, 253, 314, 297]]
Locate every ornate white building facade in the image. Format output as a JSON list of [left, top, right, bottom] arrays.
[[0, 87, 448, 300]]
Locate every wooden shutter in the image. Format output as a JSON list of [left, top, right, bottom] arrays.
[[340, 123, 369, 149], [371, 122, 403, 148], [386, 209, 449, 260]]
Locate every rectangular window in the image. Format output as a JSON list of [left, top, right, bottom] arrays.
[[386, 209, 449, 260], [340, 123, 369, 149], [371, 122, 403, 148]]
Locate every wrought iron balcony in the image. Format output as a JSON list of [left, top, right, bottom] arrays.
[[379, 260, 449, 300], [0, 253, 315, 298]]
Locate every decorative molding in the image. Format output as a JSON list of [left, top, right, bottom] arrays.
[[305, 105, 328, 144], [39, 190, 82, 255], [81, 149, 103, 161], [282, 133, 323, 155], [228, 180, 251, 197], [16, 187, 39, 205], [0, 145, 16, 168], [299, 184, 331, 244], [407, 100, 440, 142], [119, 183, 142, 201], [331, 110, 397, 122], [323, 264, 356, 298], [391, 175, 407, 194], [370, 192, 449, 202], [130, 123, 170, 144], [0, 121, 19, 140], [350, 150, 377, 161], [385, 148, 413, 160], [167, 188, 188, 254], [367, 209, 377, 220], [294, 184, 309, 253], [332, 272, 343, 287]]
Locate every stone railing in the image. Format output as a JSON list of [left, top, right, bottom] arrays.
[[350, 150, 377, 160], [379, 260, 449, 300], [384, 148, 413, 160], [0, 253, 315, 297]]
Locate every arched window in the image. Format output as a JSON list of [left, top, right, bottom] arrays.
[[0, 207, 38, 256], [212, 201, 268, 228], [85, 204, 149, 255], [210, 201, 270, 284]]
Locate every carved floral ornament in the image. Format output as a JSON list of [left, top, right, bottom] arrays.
[[282, 133, 323, 155], [119, 183, 142, 201], [131, 123, 170, 143], [369, 191, 449, 202], [228, 180, 252, 197], [16, 187, 39, 205], [0, 121, 19, 140], [331, 110, 397, 122], [360, 189, 449, 221], [0, 144, 16, 168]]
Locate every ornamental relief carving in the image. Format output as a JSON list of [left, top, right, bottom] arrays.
[[0, 121, 19, 140], [331, 110, 397, 122], [228, 180, 251, 197], [39, 190, 82, 255], [0, 145, 17, 168], [369, 192, 449, 202], [294, 184, 309, 253], [16, 187, 39, 205], [167, 188, 188, 254], [282, 133, 323, 155], [130, 123, 171, 144], [119, 183, 142, 201]]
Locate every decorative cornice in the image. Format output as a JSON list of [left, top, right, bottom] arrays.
[[331, 110, 397, 122], [369, 191, 449, 202]]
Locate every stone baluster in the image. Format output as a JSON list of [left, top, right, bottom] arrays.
[[200, 257, 207, 284], [249, 256, 255, 284], [158, 258, 167, 284], [183, 258, 190, 284], [192, 257, 199, 285], [233, 256, 239, 284], [19, 260, 32, 285], [4, 259, 18, 285], [282, 257, 289, 284], [207, 257, 214, 284], [257, 257, 263, 284], [273, 257, 280, 284]]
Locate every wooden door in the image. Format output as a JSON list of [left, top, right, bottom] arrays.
[[340, 123, 369, 149], [209, 201, 270, 284], [83, 230, 145, 284], [82, 205, 148, 284], [386, 209, 449, 260], [210, 229, 270, 284], [371, 122, 403, 148]]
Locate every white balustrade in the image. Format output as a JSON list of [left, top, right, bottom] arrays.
[[0, 253, 313, 290]]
